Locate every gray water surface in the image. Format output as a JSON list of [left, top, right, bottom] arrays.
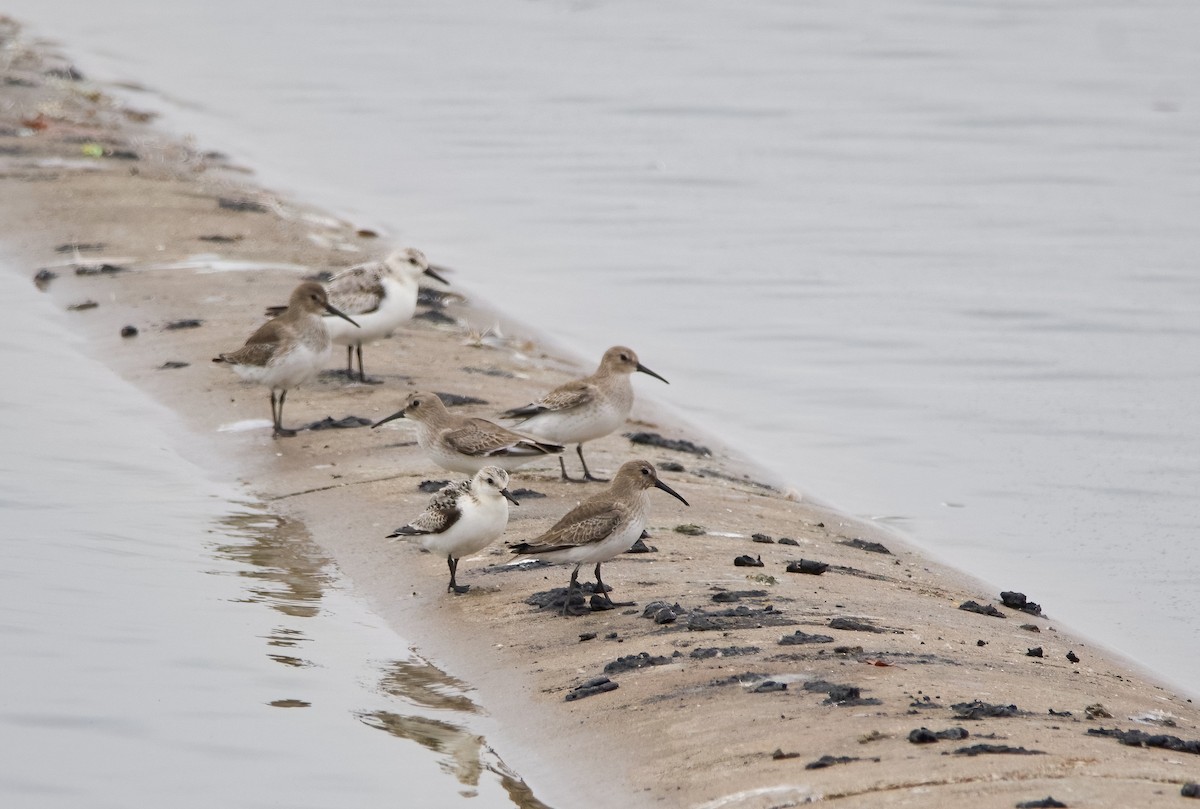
[[6, 0, 1198, 695], [0, 263, 543, 806]]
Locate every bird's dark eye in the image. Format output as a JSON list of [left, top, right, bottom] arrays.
[[641, 467, 650, 475], [621, 354, 630, 362], [486, 477, 495, 486], [411, 399, 421, 408]]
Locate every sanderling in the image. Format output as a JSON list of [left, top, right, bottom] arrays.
[[213, 281, 358, 438], [502, 346, 667, 482], [373, 391, 563, 473], [509, 460, 688, 615], [387, 466, 519, 593]]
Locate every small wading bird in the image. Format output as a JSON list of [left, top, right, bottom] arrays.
[[265, 248, 448, 383], [372, 391, 564, 473], [509, 460, 688, 615], [213, 281, 359, 438], [387, 466, 520, 593], [502, 346, 668, 482]]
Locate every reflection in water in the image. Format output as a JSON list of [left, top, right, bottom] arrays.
[[208, 504, 551, 806], [378, 658, 478, 714], [358, 708, 552, 809], [212, 508, 333, 618]]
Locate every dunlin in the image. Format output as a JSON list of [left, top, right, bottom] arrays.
[[323, 248, 448, 383], [372, 391, 564, 473], [213, 281, 359, 438], [387, 466, 520, 593], [509, 460, 688, 615], [502, 346, 667, 482]]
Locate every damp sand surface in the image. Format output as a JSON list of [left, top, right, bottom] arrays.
[[2, 25, 1200, 809]]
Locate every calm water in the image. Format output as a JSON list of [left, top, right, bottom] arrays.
[[6, 0, 1199, 700], [0, 264, 544, 805]]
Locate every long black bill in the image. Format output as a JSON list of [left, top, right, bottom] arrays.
[[371, 410, 406, 429], [637, 363, 669, 384], [423, 265, 450, 285], [654, 478, 689, 507], [501, 488, 520, 506], [325, 302, 361, 328]]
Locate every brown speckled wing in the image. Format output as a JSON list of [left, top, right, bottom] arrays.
[[523, 499, 626, 551], [444, 419, 547, 457], [393, 480, 469, 536], [327, 265, 385, 315], [536, 379, 597, 412]]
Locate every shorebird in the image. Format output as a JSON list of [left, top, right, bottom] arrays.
[[502, 346, 667, 482], [323, 248, 448, 383], [509, 460, 688, 615], [213, 281, 359, 438], [387, 466, 520, 593], [372, 391, 564, 473]]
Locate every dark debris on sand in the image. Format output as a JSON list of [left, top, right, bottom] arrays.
[[217, 197, 269, 213], [803, 680, 881, 707], [786, 559, 828, 575], [733, 554, 764, 567], [163, 318, 203, 330], [836, 538, 892, 554], [828, 616, 899, 634], [74, 262, 126, 275], [1001, 591, 1044, 616], [435, 392, 488, 407], [1016, 798, 1068, 808], [711, 590, 769, 603], [527, 582, 610, 613], [625, 538, 656, 553], [805, 754, 878, 770], [304, 416, 373, 430], [1182, 783, 1200, 799], [564, 676, 618, 702], [1086, 727, 1200, 755], [624, 431, 712, 456], [908, 727, 969, 744], [779, 630, 835, 646], [952, 743, 1044, 757], [690, 645, 760, 659], [952, 701, 1021, 720], [604, 652, 677, 674], [959, 600, 1006, 618]]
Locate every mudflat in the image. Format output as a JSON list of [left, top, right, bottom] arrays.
[[3, 21, 1197, 808]]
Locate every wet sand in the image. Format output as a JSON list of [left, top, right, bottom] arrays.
[[3, 22, 1199, 808]]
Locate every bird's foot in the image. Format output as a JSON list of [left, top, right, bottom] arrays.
[[561, 601, 592, 617], [357, 375, 385, 386], [449, 583, 471, 594], [273, 427, 298, 438]]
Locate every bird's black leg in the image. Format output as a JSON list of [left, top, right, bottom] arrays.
[[356, 343, 383, 385], [447, 555, 470, 594], [561, 564, 587, 616], [593, 562, 615, 606], [578, 444, 608, 482], [345, 345, 354, 377], [558, 456, 576, 483], [273, 389, 297, 438]]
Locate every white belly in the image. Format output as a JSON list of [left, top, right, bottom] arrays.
[[327, 277, 417, 346], [520, 399, 626, 445], [232, 343, 328, 391], [418, 497, 510, 559]]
